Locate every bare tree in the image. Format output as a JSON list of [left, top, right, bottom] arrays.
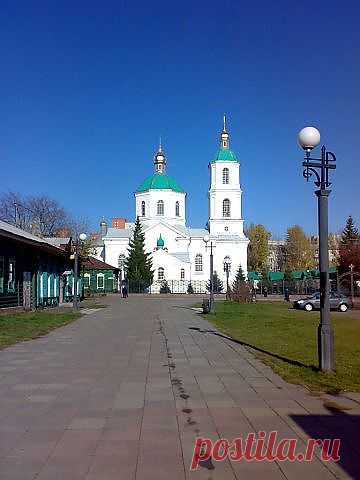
[[0, 191, 89, 238], [26, 195, 68, 236]]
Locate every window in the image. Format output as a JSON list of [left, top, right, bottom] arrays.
[[175, 201, 180, 217], [141, 201, 146, 216], [223, 256, 231, 272], [83, 274, 90, 288], [223, 199, 231, 218], [222, 168, 229, 184], [180, 268, 185, 280], [0, 256, 4, 293], [97, 274, 104, 289], [158, 267, 165, 280], [224, 226, 229, 231], [8, 258, 15, 292], [195, 254, 203, 272], [157, 200, 164, 216]]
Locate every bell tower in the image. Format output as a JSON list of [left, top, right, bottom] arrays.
[[208, 117, 245, 237]]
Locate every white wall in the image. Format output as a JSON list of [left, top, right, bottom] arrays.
[[135, 190, 186, 226]]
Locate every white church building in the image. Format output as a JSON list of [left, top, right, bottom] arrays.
[[94, 119, 249, 293]]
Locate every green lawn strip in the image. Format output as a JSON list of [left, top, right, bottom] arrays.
[[0, 310, 81, 349], [206, 301, 360, 394]]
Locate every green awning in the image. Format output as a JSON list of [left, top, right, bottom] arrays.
[[310, 267, 337, 278], [291, 271, 303, 280], [247, 271, 260, 280], [268, 271, 284, 281]]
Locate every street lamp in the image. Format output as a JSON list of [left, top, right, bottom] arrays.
[[203, 235, 215, 312], [73, 233, 87, 310], [223, 257, 231, 300], [349, 264, 354, 307], [297, 126, 336, 372]]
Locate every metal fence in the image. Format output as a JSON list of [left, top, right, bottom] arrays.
[[127, 279, 209, 294]]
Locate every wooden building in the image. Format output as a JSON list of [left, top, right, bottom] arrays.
[[81, 257, 119, 295], [0, 220, 74, 309]]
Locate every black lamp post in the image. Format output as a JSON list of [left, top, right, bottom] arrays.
[[73, 233, 87, 310], [224, 258, 231, 300], [298, 127, 336, 372], [203, 235, 215, 312]]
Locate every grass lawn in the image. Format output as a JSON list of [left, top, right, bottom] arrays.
[[0, 309, 81, 349], [206, 301, 360, 393]]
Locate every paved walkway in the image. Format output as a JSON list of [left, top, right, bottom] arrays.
[[0, 295, 359, 479]]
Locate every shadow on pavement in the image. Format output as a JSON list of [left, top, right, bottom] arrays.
[[290, 407, 360, 478], [188, 326, 318, 371]]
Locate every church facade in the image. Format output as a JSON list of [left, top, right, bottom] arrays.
[[94, 120, 249, 293]]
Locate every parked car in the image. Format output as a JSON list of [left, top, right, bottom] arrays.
[[293, 292, 351, 312]]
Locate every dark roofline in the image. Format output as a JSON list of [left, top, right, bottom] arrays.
[[0, 226, 67, 257], [82, 256, 119, 271]]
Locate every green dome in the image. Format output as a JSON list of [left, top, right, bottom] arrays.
[[136, 173, 184, 193], [211, 148, 238, 163], [157, 234, 164, 248]]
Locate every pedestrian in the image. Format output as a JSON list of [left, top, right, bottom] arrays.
[[122, 285, 128, 298], [263, 286, 268, 298], [284, 287, 290, 302]]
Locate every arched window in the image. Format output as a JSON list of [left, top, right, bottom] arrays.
[[175, 201, 180, 217], [141, 201, 146, 216], [157, 200, 164, 216], [195, 254, 203, 272], [223, 198, 231, 217], [180, 268, 185, 280], [222, 168, 229, 184], [223, 256, 231, 272], [158, 267, 165, 280]]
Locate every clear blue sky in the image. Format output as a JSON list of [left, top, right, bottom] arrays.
[[1, 0, 359, 237]]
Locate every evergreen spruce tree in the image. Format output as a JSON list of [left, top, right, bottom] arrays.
[[125, 217, 153, 292], [340, 215, 359, 245], [187, 282, 194, 294], [206, 271, 223, 294], [232, 265, 246, 290], [339, 215, 360, 272]]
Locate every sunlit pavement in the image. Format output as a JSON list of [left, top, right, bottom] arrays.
[[0, 294, 359, 479]]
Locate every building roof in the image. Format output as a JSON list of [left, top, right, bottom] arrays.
[[82, 256, 119, 271], [136, 173, 184, 193], [0, 220, 66, 255], [169, 252, 191, 263], [211, 147, 238, 163], [104, 228, 133, 238], [44, 237, 71, 246]]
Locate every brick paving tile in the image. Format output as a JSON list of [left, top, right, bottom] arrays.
[[0, 295, 358, 479]]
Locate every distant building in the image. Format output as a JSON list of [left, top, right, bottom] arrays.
[[82, 257, 119, 294], [93, 119, 249, 293]]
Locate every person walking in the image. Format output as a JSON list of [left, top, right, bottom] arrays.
[[122, 285, 128, 298], [284, 287, 290, 302]]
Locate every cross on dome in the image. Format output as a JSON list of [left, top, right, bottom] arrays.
[[220, 114, 229, 149]]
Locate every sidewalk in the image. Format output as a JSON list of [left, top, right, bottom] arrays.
[[0, 295, 358, 479]]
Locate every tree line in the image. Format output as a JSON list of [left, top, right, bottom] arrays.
[[246, 215, 360, 274]]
